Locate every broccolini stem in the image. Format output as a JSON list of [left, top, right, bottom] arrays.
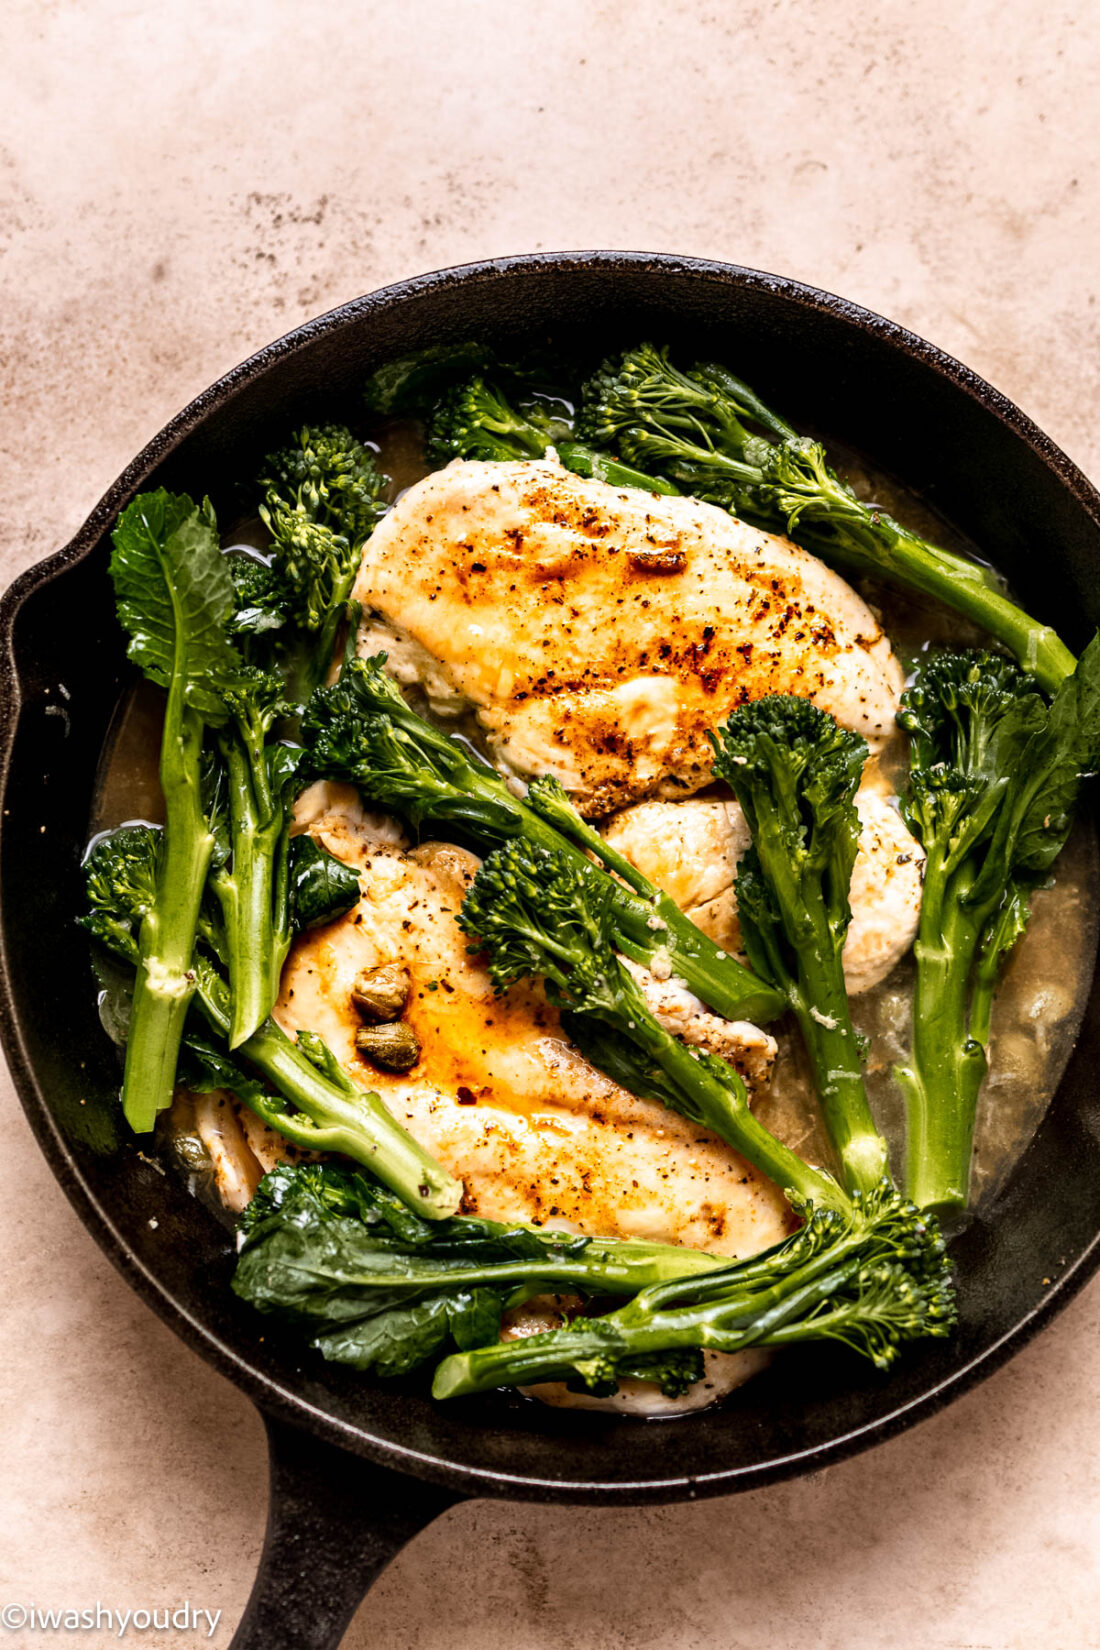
[[122, 692, 212, 1133], [554, 440, 681, 496], [737, 776, 887, 1199], [524, 781, 785, 1024], [611, 893, 785, 1025], [432, 1250, 865, 1399], [194, 966, 462, 1218], [808, 520, 1076, 696], [791, 943, 888, 1198], [295, 597, 354, 705], [620, 999, 846, 1212], [895, 851, 988, 1211], [216, 736, 284, 1048]]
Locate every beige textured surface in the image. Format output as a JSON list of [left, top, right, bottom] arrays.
[[2, 3, 1099, 1646]]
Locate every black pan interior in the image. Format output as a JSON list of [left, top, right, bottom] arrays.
[[4, 254, 1100, 1502]]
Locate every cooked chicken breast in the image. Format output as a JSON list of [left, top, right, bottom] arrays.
[[191, 1087, 263, 1213], [272, 806, 794, 1260], [353, 458, 903, 816], [602, 766, 924, 996]]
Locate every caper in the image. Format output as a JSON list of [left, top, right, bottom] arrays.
[[355, 1021, 421, 1073], [351, 962, 411, 1023]]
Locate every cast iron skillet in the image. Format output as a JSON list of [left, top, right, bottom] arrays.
[[3, 253, 1100, 1649]]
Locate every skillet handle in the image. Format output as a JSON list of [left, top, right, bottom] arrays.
[[230, 1412, 460, 1650]]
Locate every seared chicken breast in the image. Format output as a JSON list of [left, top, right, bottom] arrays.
[[602, 767, 924, 996], [271, 793, 794, 1260], [353, 459, 904, 815]]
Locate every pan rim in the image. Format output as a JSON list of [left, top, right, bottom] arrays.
[[3, 248, 1100, 1502]]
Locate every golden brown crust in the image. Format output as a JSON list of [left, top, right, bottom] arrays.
[[353, 459, 903, 815]]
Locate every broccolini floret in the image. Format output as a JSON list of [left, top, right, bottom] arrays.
[[577, 344, 1076, 694], [260, 422, 388, 563], [709, 695, 887, 1197], [258, 423, 389, 700], [425, 374, 570, 465], [422, 370, 681, 494], [81, 826, 161, 965]]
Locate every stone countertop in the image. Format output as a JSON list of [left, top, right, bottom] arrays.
[[2, 4, 1098, 1646]]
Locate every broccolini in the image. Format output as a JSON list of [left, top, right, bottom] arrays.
[[425, 372, 680, 494], [257, 423, 389, 701], [709, 695, 887, 1197], [108, 490, 241, 1131], [232, 1160, 723, 1385], [212, 424, 388, 1045], [435, 1184, 954, 1398], [896, 640, 1100, 1209]]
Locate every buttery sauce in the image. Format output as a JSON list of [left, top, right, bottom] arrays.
[[91, 421, 1099, 1222]]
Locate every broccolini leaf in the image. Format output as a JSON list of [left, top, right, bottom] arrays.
[[1014, 632, 1100, 871], [288, 834, 362, 931], [232, 1160, 596, 1378], [315, 1287, 504, 1376], [179, 1030, 270, 1111], [364, 342, 497, 415], [312, 1296, 466, 1376], [110, 489, 240, 722], [560, 1010, 686, 1112]]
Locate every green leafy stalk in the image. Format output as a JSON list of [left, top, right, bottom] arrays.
[[302, 655, 784, 1024], [210, 666, 302, 1046], [576, 345, 1075, 693], [710, 696, 887, 1197], [458, 836, 843, 1213], [230, 1160, 723, 1380], [209, 425, 387, 1044], [434, 1181, 955, 1398], [81, 824, 461, 1218], [896, 640, 1100, 1209], [108, 491, 241, 1131]]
